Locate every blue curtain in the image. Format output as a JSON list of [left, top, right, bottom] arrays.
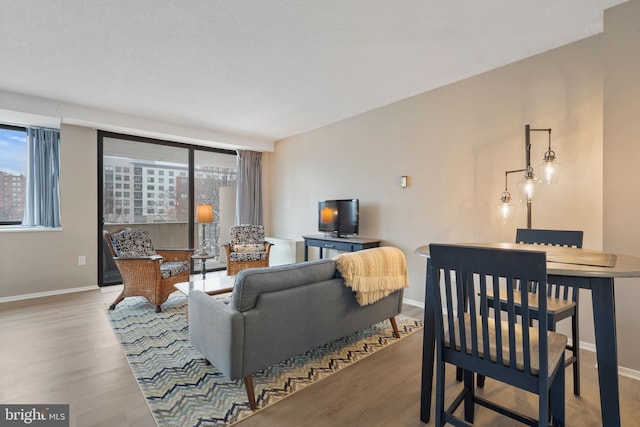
[[235, 150, 262, 225], [22, 127, 61, 227]]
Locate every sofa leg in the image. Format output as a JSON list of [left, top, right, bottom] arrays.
[[390, 317, 401, 338], [244, 375, 257, 410]]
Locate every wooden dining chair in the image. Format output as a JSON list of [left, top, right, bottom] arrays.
[[476, 228, 583, 396], [429, 244, 566, 426]]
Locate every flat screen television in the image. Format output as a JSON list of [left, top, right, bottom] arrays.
[[318, 199, 359, 237]]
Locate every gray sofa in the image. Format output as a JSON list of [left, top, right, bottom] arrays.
[[188, 258, 404, 410]]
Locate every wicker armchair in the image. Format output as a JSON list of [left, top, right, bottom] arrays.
[[222, 224, 273, 276], [104, 228, 193, 312]]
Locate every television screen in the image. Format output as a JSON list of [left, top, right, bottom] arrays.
[[318, 199, 359, 237]]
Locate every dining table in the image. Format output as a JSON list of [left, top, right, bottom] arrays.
[[416, 242, 640, 427]]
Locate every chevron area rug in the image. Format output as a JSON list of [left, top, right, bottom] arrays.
[[106, 293, 423, 427]]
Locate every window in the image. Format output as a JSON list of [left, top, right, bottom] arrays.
[[100, 132, 237, 285], [0, 125, 26, 225], [0, 124, 61, 227]]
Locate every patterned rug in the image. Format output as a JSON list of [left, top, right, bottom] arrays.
[[106, 293, 423, 427]]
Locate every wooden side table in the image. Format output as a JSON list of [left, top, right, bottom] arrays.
[[191, 254, 217, 279]]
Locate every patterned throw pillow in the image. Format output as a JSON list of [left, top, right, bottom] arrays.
[[109, 229, 157, 258], [230, 224, 265, 246]]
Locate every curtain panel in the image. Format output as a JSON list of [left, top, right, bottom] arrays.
[[22, 127, 61, 227], [235, 150, 262, 226]]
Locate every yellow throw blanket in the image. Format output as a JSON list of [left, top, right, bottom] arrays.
[[335, 247, 409, 306]]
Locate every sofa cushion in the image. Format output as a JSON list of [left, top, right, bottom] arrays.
[[231, 259, 338, 312], [109, 229, 156, 257], [160, 261, 189, 279]]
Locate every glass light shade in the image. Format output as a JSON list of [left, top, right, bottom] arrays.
[[538, 158, 561, 184], [496, 191, 515, 224], [517, 175, 539, 201]]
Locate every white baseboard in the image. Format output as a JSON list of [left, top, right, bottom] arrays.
[[403, 297, 424, 309], [0, 285, 98, 304], [577, 340, 640, 381], [403, 299, 640, 382]]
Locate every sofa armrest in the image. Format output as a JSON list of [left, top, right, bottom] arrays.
[[188, 290, 245, 379]]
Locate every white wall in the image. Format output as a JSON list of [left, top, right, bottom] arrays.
[[271, 35, 604, 308], [0, 124, 97, 298], [603, 0, 640, 372]]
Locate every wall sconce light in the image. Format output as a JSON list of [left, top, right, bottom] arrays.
[[196, 203, 213, 255], [400, 176, 409, 189], [496, 125, 560, 228]]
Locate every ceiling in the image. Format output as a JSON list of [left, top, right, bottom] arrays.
[[0, 1, 625, 148]]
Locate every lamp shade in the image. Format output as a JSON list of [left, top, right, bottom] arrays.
[[517, 174, 540, 201], [538, 155, 561, 184], [496, 191, 515, 224], [196, 204, 213, 223]]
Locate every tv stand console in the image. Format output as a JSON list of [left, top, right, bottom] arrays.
[[302, 234, 381, 261]]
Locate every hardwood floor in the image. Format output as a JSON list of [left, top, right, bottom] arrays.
[[1, 288, 639, 426]]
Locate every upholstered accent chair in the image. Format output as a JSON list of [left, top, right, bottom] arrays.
[[104, 228, 193, 312], [222, 224, 273, 276]]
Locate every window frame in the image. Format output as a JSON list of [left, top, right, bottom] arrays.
[[0, 123, 27, 226]]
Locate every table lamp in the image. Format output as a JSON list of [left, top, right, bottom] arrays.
[[196, 203, 213, 255]]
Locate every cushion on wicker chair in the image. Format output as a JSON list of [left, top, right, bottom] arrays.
[[229, 251, 268, 262], [232, 243, 266, 253], [160, 261, 190, 279], [109, 229, 156, 257]]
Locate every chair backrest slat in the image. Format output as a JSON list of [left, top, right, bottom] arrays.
[[429, 244, 548, 379], [515, 228, 583, 303], [444, 271, 456, 350], [515, 228, 583, 248]]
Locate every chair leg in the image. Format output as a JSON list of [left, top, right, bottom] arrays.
[[155, 305, 162, 313], [456, 367, 463, 382], [109, 291, 125, 310], [435, 352, 446, 427], [571, 313, 581, 396], [550, 362, 566, 426], [477, 374, 485, 387], [244, 375, 257, 410], [463, 370, 475, 423], [389, 317, 401, 338]]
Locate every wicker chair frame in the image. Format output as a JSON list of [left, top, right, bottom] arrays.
[[104, 229, 193, 312]]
